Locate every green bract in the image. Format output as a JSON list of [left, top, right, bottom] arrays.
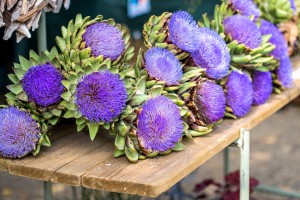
[[254, 0, 295, 24]]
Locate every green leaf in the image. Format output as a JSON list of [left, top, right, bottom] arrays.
[[129, 94, 148, 106], [19, 56, 31, 70], [125, 137, 139, 162], [88, 123, 99, 141], [29, 50, 40, 61], [114, 149, 125, 158], [115, 134, 125, 150], [50, 109, 62, 117], [13, 68, 25, 80], [49, 117, 59, 126], [41, 135, 51, 147], [8, 74, 19, 84], [148, 85, 164, 98], [172, 142, 185, 151], [63, 110, 75, 118], [49, 47, 58, 61], [61, 91, 71, 101], [6, 84, 23, 95], [16, 92, 28, 101], [136, 76, 146, 94], [61, 80, 71, 89], [56, 36, 66, 51]]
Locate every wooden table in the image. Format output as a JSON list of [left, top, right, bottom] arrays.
[[1, 57, 300, 198]]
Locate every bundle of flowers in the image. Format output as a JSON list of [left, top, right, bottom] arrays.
[[0, 0, 297, 162]]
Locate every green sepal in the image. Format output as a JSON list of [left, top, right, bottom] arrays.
[[88, 122, 99, 141], [172, 142, 185, 151], [115, 134, 125, 151], [125, 136, 139, 162]]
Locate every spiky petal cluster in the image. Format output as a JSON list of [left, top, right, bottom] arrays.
[[82, 22, 125, 60], [226, 71, 253, 117], [230, 0, 261, 20], [223, 15, 262, 49], [260, 20, 288, 59], [145, 47, 183, 85], [277, 56, 293, 88], [193, 81, 226, 124], [0, 107, 40, 158], [290, 0, 296, 12], [168, 11, 199, 52], [76, 71, 127, 123], [22, 63, 64, 107], [252, 71, 273, 105], [191, 28, 230, 80], [137, 96, 183, 152]]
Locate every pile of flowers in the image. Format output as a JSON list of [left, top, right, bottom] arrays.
[[0, 0, 299, 162]]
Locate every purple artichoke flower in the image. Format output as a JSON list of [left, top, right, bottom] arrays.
[[76, 70, 127, 123], [226, 71, 253, 117], [82, 22, 125, 60], [0, 107, 40, 158], [290, 0, 296, 12], [191, 28, 230, 80], [260, 19, 288, 59], [145, 47, 183, 85], [22, 63, 64, 107], [277, 56, 293, 88], [252, 71, 273, 105], [168, 11, 199, 52], [193, 81, 226, 124], [230, 0, 261, 20], [223, 15, 262, 49], [137, 96, 183, 152]]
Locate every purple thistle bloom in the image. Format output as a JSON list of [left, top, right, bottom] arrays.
[[168, 11, 199, 52], [76, 70, 127, 123], [191, 28, 230, 80], [260, 20, 288, 59], [137, 96, 183, 152], [193, 81, 226, 124], [145, 47, 183, 85], [83, 22, 125, 60], [277, 56, 293, 88], [290, 0, 296, 12], [230, 0, 261, 20], [223, 15, 262, 49], [252, 71, 273, 105], [226, 71, 253, 117], [0, 107, 40, 158], [22, 63, 64, 107]]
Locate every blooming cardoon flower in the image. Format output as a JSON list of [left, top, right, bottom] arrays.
[[290, 0, 296, 12], [0, 107, 40, 158], [223, 15, 262, 49], [137, 96, 183, 152], [260, 20, 288, 59], [193, 81, 226, 124], [168, 11, 199, 52], [252, 71, 273, 105], [229, 0, 261, 20], [145, 47, 183, 85], [22, 63, 64, 107], [191, 28, 230, 80], [75, 70, 127, 123], [226, 71, 253, 117], [277, 56, 293, 88], [82, 22, 125, 60]]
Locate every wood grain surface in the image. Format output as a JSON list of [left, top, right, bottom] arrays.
[[1, 57, 300, 197]]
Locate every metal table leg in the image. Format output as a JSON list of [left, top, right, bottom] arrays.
[[228, 128, 250, 200], [44, 182, 52, 200]]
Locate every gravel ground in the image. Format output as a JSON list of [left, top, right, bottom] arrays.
[[1, 100, 300, 200]]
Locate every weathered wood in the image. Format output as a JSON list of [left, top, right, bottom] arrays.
[[1, 57, 300, 197]]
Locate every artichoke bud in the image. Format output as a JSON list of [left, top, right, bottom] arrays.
[[6, 48, 65, 129]]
